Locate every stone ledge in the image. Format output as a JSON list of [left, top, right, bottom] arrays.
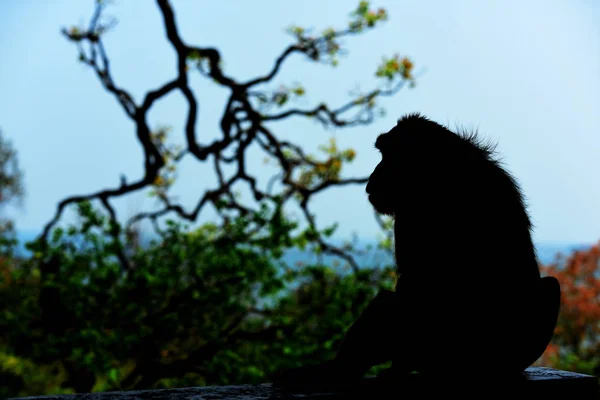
[[8, 367, 600, 400]]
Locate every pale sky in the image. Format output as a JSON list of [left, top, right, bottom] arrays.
[[1, 0, 599, 246]]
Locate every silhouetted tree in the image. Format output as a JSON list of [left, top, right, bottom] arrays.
[[0, 1, 415, 395], [40, 0, 416, 269]]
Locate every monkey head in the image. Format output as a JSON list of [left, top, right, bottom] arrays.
[[366, 113, 492, 217]]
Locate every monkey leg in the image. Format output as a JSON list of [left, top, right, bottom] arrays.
[[479, 276, 562, 375], [461, 276, 561, 377], [419, 276, 560, 377], [272, 290, 400, 388]]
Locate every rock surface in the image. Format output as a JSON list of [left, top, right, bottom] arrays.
[[8, 367, 599, 400]]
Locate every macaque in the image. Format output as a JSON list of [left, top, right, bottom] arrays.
[[273, 113, 560, 388]]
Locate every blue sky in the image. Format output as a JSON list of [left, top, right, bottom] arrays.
[[0, 0, 599, 247]]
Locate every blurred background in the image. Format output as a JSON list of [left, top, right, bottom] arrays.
[[0, 0, 599, 396]]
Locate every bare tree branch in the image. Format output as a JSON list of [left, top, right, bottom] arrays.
[[243, 45, 302, 88], [48, 0, 415, 284]]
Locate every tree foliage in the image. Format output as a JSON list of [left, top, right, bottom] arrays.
[[0, 129, 24, 235], [537, 243, 600, 374], [1, 0, 405, 396], [1, 199, 394, 395]]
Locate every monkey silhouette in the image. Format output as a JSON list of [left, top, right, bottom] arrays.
[[272, 113, 560, 388]]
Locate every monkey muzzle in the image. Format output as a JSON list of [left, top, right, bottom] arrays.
[[367, 193, 395, 216]]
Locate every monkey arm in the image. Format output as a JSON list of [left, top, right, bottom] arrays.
[[272, 290, 401, 388]]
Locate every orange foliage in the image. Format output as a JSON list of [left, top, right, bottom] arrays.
[[537, 241, 600, 370]]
